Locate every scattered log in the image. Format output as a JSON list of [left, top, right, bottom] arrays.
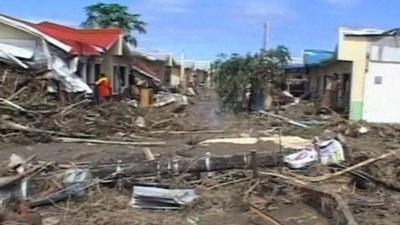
[[249, 202, 283, 225], [290, 151, 396, 182], [205, 177, 251, 190], [0, 120, 93, 138], [0, 162, 51, 188], [117, 152, 283, 178], [149, 118, 174, 129], [148, 130, 226, 135], [259, 171, 359, 225], [53, 137, 167, 146], [142, 148, 155, 160], [259, 110, 310, 128], [7, 86, 27, 101], [0, 97, 28, 112]]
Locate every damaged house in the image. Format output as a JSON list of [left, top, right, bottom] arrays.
[[0, 14, 163, 98], [0, 14, 92, 94], [338, 27, 400, 123], [303, 27, 400, 123], [303, 49, 352, 113]]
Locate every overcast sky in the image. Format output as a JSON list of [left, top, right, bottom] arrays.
[[1, 0, 400, 60]]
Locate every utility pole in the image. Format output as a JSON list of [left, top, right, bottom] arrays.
[[263, 21, 270, 50], [180, 52, 187, 93]]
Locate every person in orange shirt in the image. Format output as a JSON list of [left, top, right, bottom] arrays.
[[95, 73, 112, 102]]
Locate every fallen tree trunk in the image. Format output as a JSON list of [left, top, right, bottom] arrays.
[[104, 152, 283, 178]]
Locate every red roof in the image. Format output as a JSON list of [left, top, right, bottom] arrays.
[[34, 22, 123, 56]]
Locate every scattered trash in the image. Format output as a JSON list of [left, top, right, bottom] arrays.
[[285, 138, 345, 169], [319, 139, 345, 165], [358, 126, 369, 134], [284, 148, 319, 169], [135, 116, 146, 128], [63, 169, 92, 197], [130, 186, 199, 209], [8, 154, 26, 170], [154, 92, 188, 107], [0, 181, 29, 207], [42, 216, 61, 225]]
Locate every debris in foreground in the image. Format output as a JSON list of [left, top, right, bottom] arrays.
[[284, 138, 345, 169], [131, 186, 199, 209]]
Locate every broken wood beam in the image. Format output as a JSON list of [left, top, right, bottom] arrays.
[[259, 110, 310, 128], [148, 130, 226, 135], [290, 151, 396, 183], [53, 137, 166, 146], [142, 147, 155, 160], [251, 150, 259, 178], [259, 171, 359, 225], [0, 119, 93, 138]]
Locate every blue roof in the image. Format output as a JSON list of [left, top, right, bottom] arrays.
[[303, 49, 335, 67], [285, 57, 304, 70]]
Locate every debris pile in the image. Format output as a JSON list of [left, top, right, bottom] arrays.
[[0, 70, 194, 144], [1, 125, 400, 225]]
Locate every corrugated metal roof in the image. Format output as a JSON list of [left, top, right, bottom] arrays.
[[303, 49, 335, 67], [0, 14, 72, 53], [35, 22, 123, 56], [340, 27, 384, 36], [286, 57, 304, 69]]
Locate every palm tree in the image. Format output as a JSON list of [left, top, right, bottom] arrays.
[[82, 3, 146, 46]]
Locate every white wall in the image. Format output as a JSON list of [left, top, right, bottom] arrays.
[[363, 62, 400, 123]]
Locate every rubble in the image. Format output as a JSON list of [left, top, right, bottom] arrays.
[[131, 186, 199, 209], [0, 70, 195, 144], [2, 76, 400, 225]]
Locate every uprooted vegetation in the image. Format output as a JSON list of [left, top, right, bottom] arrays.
[[3, 69, 400, 225]]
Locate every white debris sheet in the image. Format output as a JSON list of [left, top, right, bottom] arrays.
[[284, 139, 345, 169], [0, 43, 32, 68], [131, 186, 199, 210], [200, 136, 311, 149], [153, 91, 188, 107], [51, 57, 93, 94]]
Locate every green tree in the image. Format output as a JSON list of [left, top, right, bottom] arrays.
[[213, 46, 291, 112], [82, 3, 147, 46]]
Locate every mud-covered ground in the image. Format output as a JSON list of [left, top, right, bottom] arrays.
[[1, 89, 400, 225]]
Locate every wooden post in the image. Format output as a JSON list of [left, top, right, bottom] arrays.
[[251, 150, 259, 178], [140, 88, 153, 108]]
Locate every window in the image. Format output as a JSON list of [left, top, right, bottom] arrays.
[[119, 66, 126, 87], [94, 63, 102, 81], [86, 62, 93, 84], [113, 65, 119, 94], [77, 62, 83, 78]]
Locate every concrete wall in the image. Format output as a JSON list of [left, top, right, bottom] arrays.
[[170, 66, 181, 87], [363, 61, 400, 122], [93, 40, 131, 94], [338, 36, 369, 120]]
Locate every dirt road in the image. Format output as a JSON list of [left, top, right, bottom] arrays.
[[1, 89, 400, 225]]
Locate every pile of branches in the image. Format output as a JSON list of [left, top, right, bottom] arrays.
[[0, 70, 180, 144], [0, 69, 203, 144]]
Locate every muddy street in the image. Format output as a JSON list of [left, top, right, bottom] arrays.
[[1, 88, 400, 225]]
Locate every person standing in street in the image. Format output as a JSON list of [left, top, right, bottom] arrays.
[[95, 73, 112, 102]]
